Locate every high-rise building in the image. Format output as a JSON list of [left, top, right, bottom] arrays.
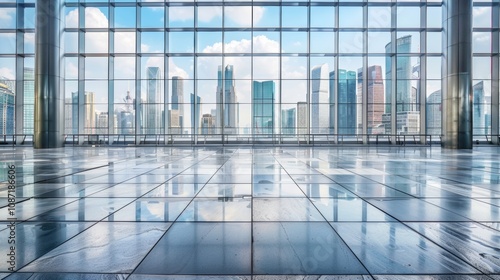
[[386, 35, 412, 114], [426, 89, 441, 136], [68, 91, 79, 134], [144, 67, 162, 134], [0, 79, 15, 135], [329, 71, 335, 133], [297, 102, 308, 135], [84, 92, 96, 134], [97, 112, 108, 134], [252, 81, 275, 135], [281, 108, 296, 135], [311, 64, 330, 134], [172, 76, 184, 133], [335, 69, 357, 135], [473, 81, 485, 136], [191, 93, 201, 135], [24, 67, 34, 134], [358, 66, 385, 134], [216, 65, 238, 134], [201, 113, 215, 135], [168, 109, 181, 134]]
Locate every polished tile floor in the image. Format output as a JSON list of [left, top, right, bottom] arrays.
[[0, 146, 499, 279]]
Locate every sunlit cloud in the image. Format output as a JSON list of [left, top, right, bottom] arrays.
[[0, 67, 15, 80]]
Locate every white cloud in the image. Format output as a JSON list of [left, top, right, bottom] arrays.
[[197, 7, 222, 23], [169, 7, 195, 22], [84, 7, 108, 28], [25, 33, 35, 45], [141, 44, 150, 53], [0, 9, 14, 23], [169, 6, 264, 26], [65, 9, 78, 28], [0, 67, 15, 80], [225, 7, 264, 26]]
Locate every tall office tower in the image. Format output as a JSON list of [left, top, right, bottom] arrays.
[[24, 67, 34, 134], [385, 35, 412, 114], [191, 93, 201, 135], [329, 71, 335, 133], [0, 79, 15, 135], [311, 64, 330, 134], [172, 76, 184, 132], [412, 64, 421, 112], [281, 108, 296, 135], [145, 67, 162, 134], [64, 97, 73, 134], [201, 113, 215, 135], [84, 92, 96, 134], [358, 66, 385, 134], [335, 69, 357, 135], [216, 65, 238, 134], [297, 102, 308, 135], [252, 81, 275, 135], [70, 91, 79, 134], [97, 112, 108, 134], [168, 109, 180, 134], [473, 81, 485, 136], [426, 89, 441, 135]]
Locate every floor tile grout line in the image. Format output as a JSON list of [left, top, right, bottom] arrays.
[[126, 147, 237, 279], [270, 149, 375, 279]]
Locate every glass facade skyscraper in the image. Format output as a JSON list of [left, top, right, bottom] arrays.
[[252, 81, 275, 135], [336, 69, 357, 135]]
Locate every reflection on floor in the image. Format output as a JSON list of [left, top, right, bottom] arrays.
[[0, 146, 499, 279]]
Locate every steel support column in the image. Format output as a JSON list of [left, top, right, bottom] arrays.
[[442, 0, 473, 149], [34, 0, 64, 148]]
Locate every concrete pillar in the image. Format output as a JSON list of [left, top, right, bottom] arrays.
[[442, 0, 473, 149], [34, 0, 64, 148]]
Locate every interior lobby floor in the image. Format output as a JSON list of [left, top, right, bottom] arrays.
[[0, 145, 499, 279]]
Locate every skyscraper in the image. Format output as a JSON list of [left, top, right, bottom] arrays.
[[473, 81, 485, 136], [191, 93, 201, 135], [144, 67, 162, 134], [311, 64, 330, 134], [426, 89, 441, 135], [358, 65, 385, 134], [281, 108, 296, 135], [97, 112, 108, 134], [201, 113, 215, 135], [172, 76, 184, 133], [216, 65, 238, 134], [0, 79, 15, 135], [297, 102, 308, 135], [24, 67, 34, 134], [335, 69, 357, 135], [84, 92, 96, 134], [252, 81, 275, 135], [385, 35, 412, 113]]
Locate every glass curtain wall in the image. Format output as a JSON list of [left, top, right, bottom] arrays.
[[1, 0, 499, 145]]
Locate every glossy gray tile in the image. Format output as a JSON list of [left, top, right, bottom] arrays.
[[331, 222, 480, 275], [253, 198, 325, 221], [135, 222, 251, 275], [253, 222, 368, 274], [405, 222, 500, 274], [21, 222, 171, 273]]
